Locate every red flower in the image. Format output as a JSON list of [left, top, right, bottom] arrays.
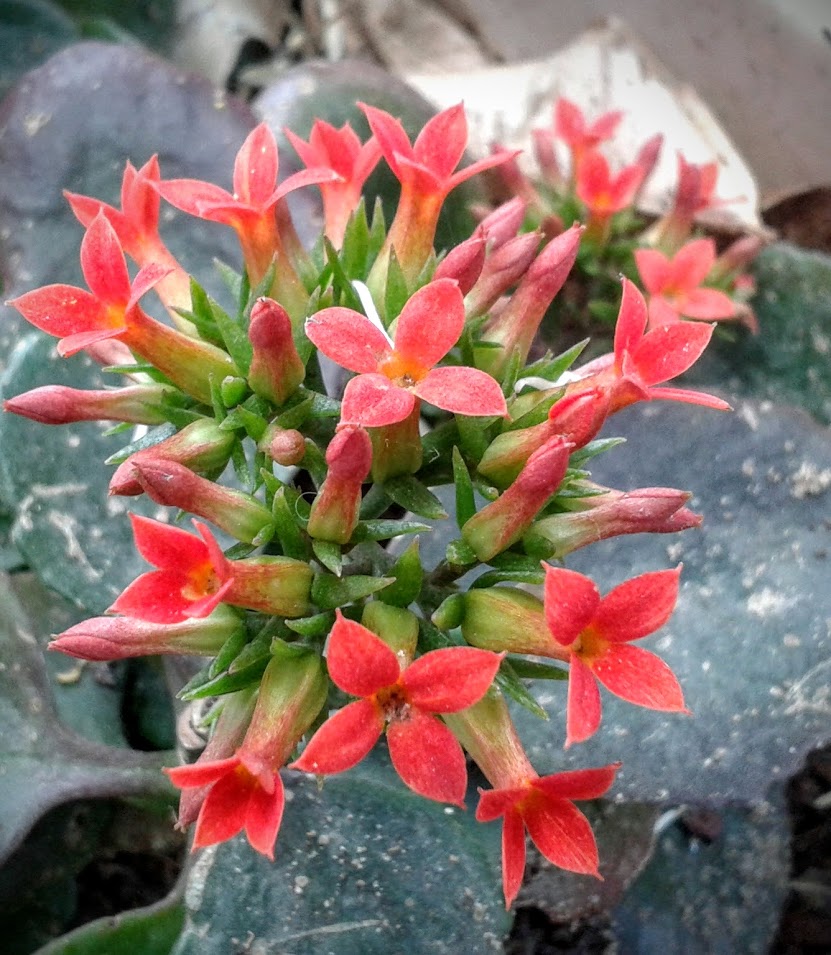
[[304, 278, 507, 427], [477, 764, 619, 908], [361, 103, 517, 282], [567, 278, 730, 412], [290, 611, 502, 806], [110, 515, 233, 624], [7, 212, 168, 358], [576, 150, 644, 219], [554, 97, 623, 169], [156, 122, 338, 286], [635, 238, 735, 327], [64, 156, 192, 314], [285, 120, 382, 247], [543, 564, 688, 747]]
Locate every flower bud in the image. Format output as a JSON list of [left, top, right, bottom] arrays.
[[434, 234, 486, 295], [49, 604, 243, 661], [523, 484, 701, 559], [110, 417, 236, 496], [461, 586, 554, 657], [307, 426, 372, 544], [368, 406, 422, 483], [129, 458, 274, 544], [3, 383, 174, 426], [464, 231, 541, 320], [531, 127, 563, 189], [259, 422, 306, 467], [463, 436, 571, 561], [477, 197, 527, 249], [361, 601, 419, 664], [247, 297, 306, 405], [709, 234, 768, 283], [227, 556, 313, 617], [477, 224, 582, 375]]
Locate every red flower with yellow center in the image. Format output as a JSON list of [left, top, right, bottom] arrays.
[[290, 611, 503, 806]]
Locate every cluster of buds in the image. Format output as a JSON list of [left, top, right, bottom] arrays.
[[6, 99, 728, 908], [488, 96, 766, 334]]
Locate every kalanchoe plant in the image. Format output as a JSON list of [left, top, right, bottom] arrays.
[[487, 95, 766, 338], [4, 100, 731, 910]]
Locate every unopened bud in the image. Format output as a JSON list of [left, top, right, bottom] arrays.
[[307, 426, 372, 544], [434, 235, 486, 295], [3, 383, 174, 426], [247, 297, 306, 406]]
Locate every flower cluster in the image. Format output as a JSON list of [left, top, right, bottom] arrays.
[[6, 100, 728, 909], [489, 96, 765, 335]]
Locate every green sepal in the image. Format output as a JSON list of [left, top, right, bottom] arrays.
[[351, 519, 430, 543], [521, 338, 588, 383], [569, 436, 626, 466], [367, 196, 387, 264], [431, 593, 465, 630], [340, 197, 371, 277], [210, 300, 253, 375], [322, 238, 363, 312], [285, 611, 335, 638], [312, 539, 342, 576], [384, 249, 410, 323], [506, 657, 568, 681], [220, 375, 248, 408], [472, 566, 546, 588], [384, 476, 448, 520], [311, 573, 394, 610], [271, 487, 310, 561], [379, 538, 424, 608], [208, 625, 249, 679], [496, 659, 549, 720], [445, 538, 477, 567], [451, 446, 476, 530]]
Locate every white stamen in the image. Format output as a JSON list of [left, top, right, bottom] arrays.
[[514, 369, 583, 393], [352, 280, 393, 346]]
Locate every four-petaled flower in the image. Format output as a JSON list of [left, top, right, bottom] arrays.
[[567, 277, 730, 412], [7, 212, 168, 358], [304, 278, 508, 428], [156, 122, 338, 287], [543, 564, 688, 747], [477, 764, 620, 908], [110, 515, 232, 624], [285, 119, 382, 247], [635, 237, 736, 327], [290, 611, 503, 806]]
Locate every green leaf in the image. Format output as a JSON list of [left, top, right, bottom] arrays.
[[350, 519, 430, 542], [521, 338, 588, 384], [312, 538, 342, 576], [383, 249, 410, 321], [496, 660, 549, 721], [378, 538, 423, 608], [311, 573, 393, 610], [451, 446, 475, 529], [170, 754, 508, 954], [284, 611, 335, 639], [472, 567, 546, 588], [271, 487, 310, 561], [383, 476, 448, 520], [506, 657, 568, 681]]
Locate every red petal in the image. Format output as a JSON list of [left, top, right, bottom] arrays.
[[233, 124, 278, 207], [413, 366, 507, 418], [554, 98, 585, 147], [633, 321, 714, 385], [588, 110, 623, 141], [81, 214, 131, 305], [393, 279, 464, 368], [245, 771, 284, 859], [289, 699, 382, 774], [543, 566, 599, 647], [127, 263, 172, 312], [670, 237, 716, 289], [387, 710, 467, 806], [130, 514, 209, 570], [592, 644, 687, 712], [646, 385, 731, 410], [304, 307, 391, 374], [501, 809, 527, 909], [284, 127, 319, 169], [192, 772, 249, 847], [124, 155, 161, 234], [647, 297, 682, 329], [575, 151, 610, 204], [184, 579, 233, 619], [402, 647, 502, 712], [533, 765, 620, 802], [634, 248, 671, 294], [195, 520, 230, 577], [523, 797, 600, 876], [566, 656, 602, 747], [9, 285, 108, 338], [609, 164, 644, 208], [476, 786, 528, 822], [165, 755, 241, 789], [326, 612, 401, 695], [613, 278, 648, 360], [109, 569, 196, 623], [271, 167, 343, 206], [413, 103, 467, 179], [57, 326, 126, 358], [360, 104, 413, 179], [340, 374, 415, 427], [447, 149, 523, 193], [682, 288, 736, 320], [156, 179, 234, 218], [593, 568, 680, 643]]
